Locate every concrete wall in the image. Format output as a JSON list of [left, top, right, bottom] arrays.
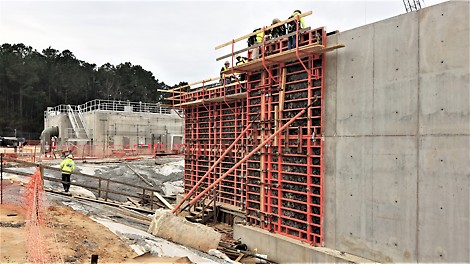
[[324, 1, 469, 262], [86, 110, 183, 147], [44, 109, 184, 150]]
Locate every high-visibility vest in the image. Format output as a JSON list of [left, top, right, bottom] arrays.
[[60, 158, 75, 174], [256, 31, 264, 43], [220, 65, 228, 79]]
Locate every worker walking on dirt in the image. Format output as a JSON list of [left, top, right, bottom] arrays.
[[60, 154, 75, 192], [287, 10, 306, 50]]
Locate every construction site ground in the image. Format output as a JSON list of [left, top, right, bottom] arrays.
[[0, 155, 236, 263]]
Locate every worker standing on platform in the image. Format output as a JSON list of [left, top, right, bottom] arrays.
[[60, 154, 75, 192], [270, 18, 287, 39], [220, 61, 231, 85], [236, 55, 247, 81], [287, 10, 306, 50], [250, 28, 264, 60]]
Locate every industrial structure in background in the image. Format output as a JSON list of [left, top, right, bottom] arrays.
[[164, 1, 469, 263], [42, 99, 184, 158]]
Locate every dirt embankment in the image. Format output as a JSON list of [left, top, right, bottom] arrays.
[[0, 202, 137, 263]]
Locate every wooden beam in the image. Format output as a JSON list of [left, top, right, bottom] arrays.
[[279, 68, 287, 112], [153, 192, 174, 210], [158, 89, 184, 94], [215, 11, 313, 50], [127, 165, 154, 187], [172, 76, 220, 92], [173, 92, 247, 108]]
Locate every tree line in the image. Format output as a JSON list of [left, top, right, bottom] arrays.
[[0, 43, 184, 139]]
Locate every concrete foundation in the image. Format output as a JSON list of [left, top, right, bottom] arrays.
[[233, 224, 377, 263], [235, 1, 469, 263], [324, 1, 469, 262]]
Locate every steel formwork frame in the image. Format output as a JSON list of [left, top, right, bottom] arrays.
[[171, 26, 331, 246]]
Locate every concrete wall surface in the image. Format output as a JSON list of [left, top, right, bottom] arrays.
[[324, 1, 469, 262], [233, 224, 378, 263]]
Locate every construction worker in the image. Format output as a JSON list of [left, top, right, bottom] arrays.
[[60, 154, 75, 192], [220, 61, 231, 85], [270, 18, 287, 39], [236, 55, 247, 81], [287, 10, 306, 50], [236, 55, 247, 66], [250, 28, 264, 60]]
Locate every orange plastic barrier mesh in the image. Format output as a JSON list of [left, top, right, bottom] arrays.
[[22, 167, 64, 263]]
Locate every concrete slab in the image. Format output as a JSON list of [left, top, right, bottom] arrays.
[[418, 1, 470, 135], [370, 136, 418, 262], [334, 136, 374, 250], [419, 69, 470, 135], [372, 12, 419, 136], [323, 136, 336, 248], [418, 135, 470, 262], [324, 33, 338, 137], [336, 24, 374, 136]]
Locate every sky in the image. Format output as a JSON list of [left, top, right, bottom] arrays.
[[0, 0, 448, 86]]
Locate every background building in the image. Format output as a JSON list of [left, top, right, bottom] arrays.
[[43, 99, 184, 156]]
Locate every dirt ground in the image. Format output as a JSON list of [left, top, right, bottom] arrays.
[[0, 202, 137, 263]]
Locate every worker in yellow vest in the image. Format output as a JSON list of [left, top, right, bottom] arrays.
[[236, 55, 247, 81], [287, 10, 306, 50], [60, 154, 75, 192], [220, 61, 231, 85], [251, 29, 265, 59]]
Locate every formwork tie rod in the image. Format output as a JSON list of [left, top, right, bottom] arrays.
[[187, 101, 316, 206]]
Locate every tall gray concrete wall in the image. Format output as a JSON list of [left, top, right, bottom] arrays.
[[324, 1, 469, 262]]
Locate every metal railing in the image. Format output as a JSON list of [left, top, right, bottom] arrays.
[[45, 99, 174, 116]]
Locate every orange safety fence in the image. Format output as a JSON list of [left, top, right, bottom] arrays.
[[1, 142, 185, 162], [23, 167, 51, 263]]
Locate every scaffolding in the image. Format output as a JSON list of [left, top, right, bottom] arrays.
[[166, 13, 344, 246]]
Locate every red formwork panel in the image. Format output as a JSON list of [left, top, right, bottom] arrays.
[[245, 28, 326, 245], [183, 89, 247, 208], [179, 27, 327, 246]]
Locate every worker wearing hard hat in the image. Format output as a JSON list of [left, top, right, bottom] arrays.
[[236, 56, 247, 81], [60, 154, 75, 192], [220, 61, 231, 85], [251, 28, 265, 60], [287, 10, 306, 49], [269, 18, 287, 39]]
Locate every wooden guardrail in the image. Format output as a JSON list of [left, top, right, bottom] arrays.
[[1, 157, 164, 210]]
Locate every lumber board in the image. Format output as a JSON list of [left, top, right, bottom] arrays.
[[173, 92, 247, 107], [171, 76, 220, 92], [127, 164, 154, 187], [223, 44, 345, 73], [215, 11, 312, 50], [153, 192, 174, 210], [158, 89, 184, 94]]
